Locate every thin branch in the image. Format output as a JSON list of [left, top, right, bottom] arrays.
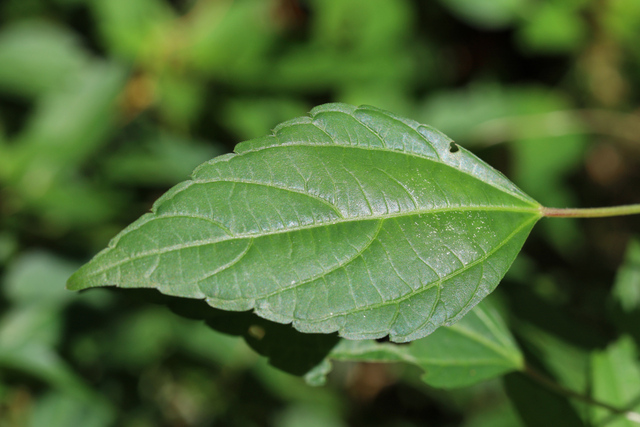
[[524, 364, 640, 424], [542, 204, 640, 218]]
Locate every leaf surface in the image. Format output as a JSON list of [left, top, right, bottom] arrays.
[[613, 238, 640, 313], [330, 299, 524, 388], [590, 337, 640, 427], [68, 103, 541, 342]]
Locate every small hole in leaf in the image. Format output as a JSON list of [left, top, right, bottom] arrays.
[[449, 142, 460, 153]]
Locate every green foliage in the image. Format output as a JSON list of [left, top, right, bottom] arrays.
[[68, 104, 542, 342], [330, 298, 523, 388], [438, 0, 528, 29], [613, 239, 640, 313], [591, 337, 640, 426], [2, 0, 640, 425]]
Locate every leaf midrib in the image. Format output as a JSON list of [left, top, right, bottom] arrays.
[[84, 205, 541, 278], [198, 215, 539, 336]]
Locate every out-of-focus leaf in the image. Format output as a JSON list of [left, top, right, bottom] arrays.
[[6, 61, 127, 182], [603, 0, 640, 53], [516, 3, 587, 53], [274, 403, 347, 427], [338, 82, 413, 118], [510, 132, 584, 252], [156, 74, 206, 129], [514, 322, 592, 422], [104, 131, 222, 186], [175, 316, 256, 369], [222, 97, 309, 141], [29, 391, 115, 427], [101, 307, 182, 369], [419, 85, 585, 148], [420, 86, 586, 205], [95, 289, 339, 377], [184, 0, 276, 81], [0, 21, 86, 97], [437, 0, 529, 30], [311, 0, 411, 53], [612, 238, 640, 313], [611, 238, 640, 343], [590, 337, 640, 427], [517, 323, 589, 396], [0, 306, 62, 350], [0, 252, 111, 397], [330, 299, 524, 388], [1, 252, 80, 352], [504, 372, 584, 427], [261, 0, 414, 94], [0, 306, 85, 393], [94, 304, 253, 371], [91, 0, 174, 61], [0, 232, 18, 266], [3, 251, 78, 307], [68, 103, 542, 343], [463, 401, 524, 427], [2, 60, 127, 226], [27, 182, 124, 227], [267, 50, 413, 95]]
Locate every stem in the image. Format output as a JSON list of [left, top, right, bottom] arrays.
[[524, 365, 640, 423], [542, 204, 640, 218]]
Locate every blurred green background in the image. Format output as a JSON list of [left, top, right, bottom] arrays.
[[1, 0, 640, 425]]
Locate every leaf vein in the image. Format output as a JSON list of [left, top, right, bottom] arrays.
[[299, 215, 538, 326]]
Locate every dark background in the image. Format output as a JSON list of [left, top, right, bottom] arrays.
[[1, 0, 640, 425]]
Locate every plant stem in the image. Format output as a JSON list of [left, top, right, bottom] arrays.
[[524, 365, 640, 423], [542, 204, 640, 218]]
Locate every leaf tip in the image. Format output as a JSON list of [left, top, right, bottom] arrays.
[[65, 264, 104, 292], [65, 272, 83, 291]]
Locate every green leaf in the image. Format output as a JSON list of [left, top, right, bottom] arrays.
[[29, 392, 115, 427], [4, 251, 79, 307], [516, 323, 590, 399], [437, 0, 528, 30], [103, 130, 222, 186], [504, 372, 584, 427], [2, 59, 128, 227], [516, 3, 587, 54], [590, 337, 640, 427], [612, 238, 640, 313], [91, 0, 174, 61], [68, 103, 542, 343], [0, 307, 87, 394], [611, 238, 640, 343], [0, 21, 86, 98], [274, 403, 347, 427], [330, 299, 524, 388]]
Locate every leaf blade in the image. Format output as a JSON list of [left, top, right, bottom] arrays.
[[68, 103, 542, 342], [330, 299, 524, 388]]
